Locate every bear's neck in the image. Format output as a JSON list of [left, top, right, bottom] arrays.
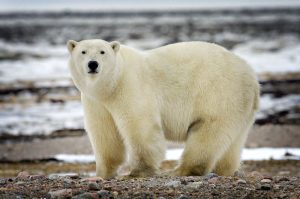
[[88, 51, 127, 104]]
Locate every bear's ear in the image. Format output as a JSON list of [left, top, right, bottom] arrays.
[[110, 41, 120, 53], [67, 40, 78, 53]]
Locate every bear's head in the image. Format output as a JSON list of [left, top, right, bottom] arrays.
[[67, 39, 121, 98]]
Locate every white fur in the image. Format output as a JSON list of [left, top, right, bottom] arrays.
[[67, 39, 260, 178]]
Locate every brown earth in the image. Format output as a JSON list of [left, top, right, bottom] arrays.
[[1, 124, 299, 162]]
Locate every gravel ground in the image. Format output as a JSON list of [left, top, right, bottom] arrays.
[[0, 160, 299, 199], [0, 170, 299, 199]]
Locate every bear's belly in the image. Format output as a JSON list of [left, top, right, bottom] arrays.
[[161, 114, 191, 142], [158, 95, 196, 142]]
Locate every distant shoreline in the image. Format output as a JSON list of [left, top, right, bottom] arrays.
[[1, 4, 300, 14], [0, 6, 300, 17]]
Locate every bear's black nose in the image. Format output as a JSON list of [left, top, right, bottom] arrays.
[[88, 61, 99, 72]]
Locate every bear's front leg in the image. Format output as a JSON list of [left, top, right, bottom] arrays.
[[120, 118, 166, 178], [82, 95, 125, 179]]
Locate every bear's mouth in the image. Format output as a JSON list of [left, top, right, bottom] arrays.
[[88, 70, 98, 74]]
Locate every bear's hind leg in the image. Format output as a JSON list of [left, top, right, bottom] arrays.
[[213, 131, 248, 176], [173, 120, 237, 176]]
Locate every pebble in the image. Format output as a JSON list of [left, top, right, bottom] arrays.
[[261, 179, 272, 183], [177, 195, 191, 199], [237, 179, 247, 185], [275, 176, 289, 182], [0, 179, 6, 185], [15, 181, 26, 185], [66, 173, 79, 179], [186, 181, 205, 189], [80, 177, 103, 183], [234, 171, 245, 178], [48, 174, 63, 180], [211, 190, 219, 195], [204, 173, 218, 180], [97, 190, 111, 198], [7, 178, 14, 182], [48, 189, 72, 199], [290, 177, 297, 181], [112, 191, 119, 197], [279, 193, 288, 198], [248, 171, 263, 179], [17, 171, 30, 180], [64, 178, 75, 189], [208, 177, 218, 184], [29, 175, 46, 180], [273, 184, 281, 190], [261, 183, 272, 190], [262, 175, 273, 180], [72, 192, 98, 199], [88, 182, 101, 190], [278, 171, 290, 176], [165, 180, 181, 188]]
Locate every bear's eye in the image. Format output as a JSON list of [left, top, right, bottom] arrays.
[[81, 51, 86, 54], [100, 51, 105, 54]]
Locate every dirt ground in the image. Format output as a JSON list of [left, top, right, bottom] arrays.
[[0, 160, 299, 199], [1, 124, 299, 162]]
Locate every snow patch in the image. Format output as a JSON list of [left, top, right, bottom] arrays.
[[233, 35, 300, 74], [54, 148, 300, 163], [0, 101, 83, 136]]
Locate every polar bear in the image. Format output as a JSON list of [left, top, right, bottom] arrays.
[[67, 39, 259, 179]]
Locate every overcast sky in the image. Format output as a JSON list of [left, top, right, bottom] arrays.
[[0, 0, 300, 11]]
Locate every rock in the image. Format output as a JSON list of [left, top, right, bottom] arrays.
[[97, 190, 111, 198], [66, 173, 79, 179], [186, 181, 205, 189], [261, 179, 272, 183], [278, 171, 290, 176], [273, 184, 281, 190], [290, 177, 297, 181], [177, 195, 191, 199], [7, 178, 14, 182], [165, 180, 181, 188], [262, 175, 273, 180], [112, 191, 119, 197], [29, 175, 46, 180], [275, 176, 289, 182], [88, 182, 101, 190], [80, 177, 103, 183], [15, 181, 26, 185], [204, 173, 218, 180], [260, 183, 272, 190], [48, 174, 63, 180], [237, 179, 247, 185], [248, 171, 263, 179], [64, 178, 75, 189], [279, 193, 287, 198], [211, 190, 219, 195], [72, 192, 98, 199], [208, 177, 218, 184], [0, 179, 6, 185], [17, 171, 30, 180], [166, 189, 175, 194], [234, 171, 245, 178], [48, 189, 72, 199]]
